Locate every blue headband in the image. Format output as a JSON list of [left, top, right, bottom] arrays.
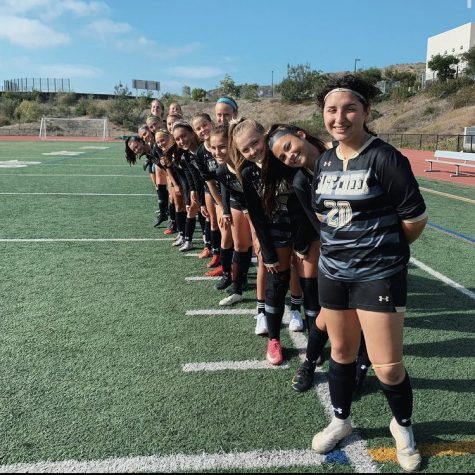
[[216, 97, 237, 111]]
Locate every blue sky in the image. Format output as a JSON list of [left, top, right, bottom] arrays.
[[0, 0, 474, 95]]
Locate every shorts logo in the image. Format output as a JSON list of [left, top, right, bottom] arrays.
[[379, 296, 390, 302], [323, 161, 332, 166]]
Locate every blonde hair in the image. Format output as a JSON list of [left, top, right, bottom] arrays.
[[228, 118, 265, 182]]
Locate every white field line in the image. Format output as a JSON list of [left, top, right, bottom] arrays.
[[0, 238, 174, 243], [420, 186, 475, 205], [283, 307, 380, 473], [0, 192, 154, 196], [410, 257, 475, 300], [183, 360, 289, 372], [185, 276, 220, 281], [186, 309, 256, 316], [184, 253, 201, 257], [0, 174, 147, 178], [0, 449, 327, 473], [47, 165, 132, 167]]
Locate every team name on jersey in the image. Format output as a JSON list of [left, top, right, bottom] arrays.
[[316, 170, 371, 196]]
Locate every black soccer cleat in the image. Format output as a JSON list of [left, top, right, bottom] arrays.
[[215, 273, 232, 290], [291, 362, 316, 392]]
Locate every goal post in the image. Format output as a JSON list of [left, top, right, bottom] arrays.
[[39, 117, 109, 141]]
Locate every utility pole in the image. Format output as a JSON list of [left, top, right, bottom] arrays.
[[271, 70, 274, 97], [354, 58, 361, 74]]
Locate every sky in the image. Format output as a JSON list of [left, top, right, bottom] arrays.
[[0, 0, 474, 96]]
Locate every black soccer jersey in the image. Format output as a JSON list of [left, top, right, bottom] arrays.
[[312, 137, 427, 282], [242, 164, 303, 265], [195, 143, 219, 182], [215, 164, 246, 215]]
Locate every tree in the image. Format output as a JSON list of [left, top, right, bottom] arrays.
[[240, 83, 259, 101], [219, 74, 240, 97], [191, 88, 207, 102], [428, 54, 460, 81], [182, 85, 191, 97], [109, 82, 140, 130], [278, 63, 328, 103], [359, 67, 382, 85], [462, 46, 475, 76]]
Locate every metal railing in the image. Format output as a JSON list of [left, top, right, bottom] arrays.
[[378, 133, 475, 152]]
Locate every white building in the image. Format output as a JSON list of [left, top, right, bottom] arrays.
[[426, 22, 475, 80]]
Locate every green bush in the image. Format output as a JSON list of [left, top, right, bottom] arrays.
[[0, 98, 19, 119], [451, 85, 475, 109], [423, 106, 436, 116], [0, 116, 11, 126], [426, 77, 474, 98], [16, 100, 43, 122]]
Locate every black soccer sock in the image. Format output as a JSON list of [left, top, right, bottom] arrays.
[[204, 220, 212, 250], [185, 217, 196, 242], [211, 229, 221, 255], [169, 202, 176, 221], [290, 294, 302, 312], [197, 212, 206, 236], [356, 333, 372, 388], [305, 323, 329, 366], [328, 358, 357, 420], [380, 371, 413, 427], [299, 277, 321, 332], [265, 270, 290, 340], [176, 211, 186, 237], [220, 247, 234, 274], [231, 251, 251, 295], [157, 185, 168, 216]]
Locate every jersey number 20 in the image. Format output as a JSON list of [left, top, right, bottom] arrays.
[[324, 200, 353, 228]]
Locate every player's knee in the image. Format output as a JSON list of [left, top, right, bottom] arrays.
[[373, 362, 405, 385], [330, 343, 358, 364]]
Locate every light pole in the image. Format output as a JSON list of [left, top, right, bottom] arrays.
[[354, 58, 361, 74], [271, 70, 274, 97]]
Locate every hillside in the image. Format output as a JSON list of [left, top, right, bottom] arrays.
[[182, 92, 475, 136]]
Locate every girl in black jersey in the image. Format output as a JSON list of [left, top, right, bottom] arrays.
[[209, 125, 253, 306], [266, 124, 329, 389], [171, 122, 207, 252], [230, 118, 299, 365], [125, 134, 167, 227], [150, 99, 165, 120], [309, 75, 427, 473], [166, 114, 183, 133], [192, 113, 221, 265], [168, 102, 183, 117], [215, 96, 238, 125], [267, 124, 372, 394]]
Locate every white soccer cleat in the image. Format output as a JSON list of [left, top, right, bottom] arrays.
[[219, 293, 243, 306], [172, 235, 184, 247], [389, 418, 422, 472], [311, 417, 353, 454], [179, 241, 193, 252], [254, 312, 268, 336], [288, 309, 304, 332]]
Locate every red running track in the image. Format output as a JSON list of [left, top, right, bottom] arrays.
[[401, 149, 474, 188]]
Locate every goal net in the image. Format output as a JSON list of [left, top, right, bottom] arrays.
[[39, 117, 109, 140]]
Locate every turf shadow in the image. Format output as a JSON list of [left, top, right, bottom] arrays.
[[404, 337, 475, 358]]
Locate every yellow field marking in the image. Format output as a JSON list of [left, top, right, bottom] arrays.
[[368, 440, 475, 463], [420, 187, 475, 205]]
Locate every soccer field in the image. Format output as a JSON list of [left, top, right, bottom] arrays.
[[0, 140, 474, 473]]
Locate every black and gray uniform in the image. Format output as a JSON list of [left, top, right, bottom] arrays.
[[195, 143, 219, 194], [312, 136, 427, 312], [215, 164, 247, 216]]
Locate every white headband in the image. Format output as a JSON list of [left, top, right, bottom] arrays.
[[324, 88, 367, 104]]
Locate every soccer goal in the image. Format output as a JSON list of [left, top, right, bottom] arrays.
[[39, 117, 109, 141]]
